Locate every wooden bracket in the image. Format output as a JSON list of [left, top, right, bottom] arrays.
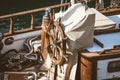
[[94, 37, 104, 48]]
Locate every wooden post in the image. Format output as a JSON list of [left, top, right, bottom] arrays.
[[31, 13, 35, 30], [41, 8, 50, 61], [9, 17, 14, 34], [95, 0, 99, 9], [54, 65, 58, 80]]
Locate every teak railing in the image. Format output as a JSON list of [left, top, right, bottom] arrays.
[[1, 0, 120, 36], [98, 7, 120, 16], [95, 0, 120, 16], [0, 2, 71, 36]]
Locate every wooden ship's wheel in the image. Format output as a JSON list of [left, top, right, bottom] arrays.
[[47, 22, 66, 65], [41, 8, 67, 65]]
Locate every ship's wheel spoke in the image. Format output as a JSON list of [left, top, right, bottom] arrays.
[[50, 28, 55, 39], [55, 27, 59, 39], [49, 45, 62, 63]]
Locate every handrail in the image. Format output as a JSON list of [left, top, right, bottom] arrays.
[[0, 2, 71, 36], [0, 2, 70, 19], [98, 7, 120, 16]]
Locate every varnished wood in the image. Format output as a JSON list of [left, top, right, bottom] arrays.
[[5, 72, 28, 74], [94, 37, 104, 48], [9, 17, 14, 34], [0, 3, 70, 19], [0, 2, 71, 37], [98, 7, 120, 16], [41, 19, 50, 61], [41, 9, 66, 65], [4, 72, 26, 80], [95, 0, 99, 9], [4, 26, 41, 37], [94, 29, 120, 35], [8, 74, 25, 80], [80, 51, 120, 60], [80, 56, 95, 80], [79, 48, 120, 80], [31, 13, 35, 29]]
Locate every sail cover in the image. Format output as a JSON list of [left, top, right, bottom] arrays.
[[56, 3, 95, 51]]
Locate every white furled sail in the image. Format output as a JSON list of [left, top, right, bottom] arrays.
[[59, 3, 95, 51], [55, 3, 95, 80]]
